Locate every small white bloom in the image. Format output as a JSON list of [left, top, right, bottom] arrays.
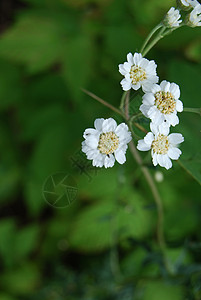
[[154, 171, 164, 182], [140, 80, 183, 127], [137, 123, 184, 170], [186, 4, 201, 27], [177, 0, 200, 10], [119, 52, 159, 92], [164, 7, 182, 28], [82, 118, 132, 168]]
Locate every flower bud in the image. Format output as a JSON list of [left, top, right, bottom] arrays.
[[163, 7, 182, 28], [186, 4, 201, 27]]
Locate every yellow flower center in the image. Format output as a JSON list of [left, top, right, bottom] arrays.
[[151, 134, 169, 154], [98, 132, 119, 155], [155, 91, 176, 114], [130, 65, 147, 84]]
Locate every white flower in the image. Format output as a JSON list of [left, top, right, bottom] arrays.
[[164, 7, 182, 28], [177, 0, 200, 10], [140, 80, 183, 127], [119, 52, 159, 92], [186, 4, 201, 27], [137, 123, 184, 170], [82, 118, 132, 168]]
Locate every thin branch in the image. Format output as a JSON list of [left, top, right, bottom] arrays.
[[183, 107, 201, 115], [81, 88, 123, 117], [124, 95, 166, 260], [128, 141, 166, 251], [140, 23, 163, 55], [125, 90, 130, 120]]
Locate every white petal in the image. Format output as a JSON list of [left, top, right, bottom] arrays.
[[145, 60, 157, 74], [158, 122, 170, 135], [142, 93, 155, 105], [125, 73, 132, 81], [133, 52, 143, 65], [163, 155, 172, 170], [160, 80, 170, 92], [150, 122, 159, 135], [102, 118, 117, 133], [170, 82, 180, 99], [119, 64, 127, 76], [86, 149, 99, 160], [114, 149, 126, 164], [127, 52, 134, 64], [82, 141, 89, 154], [93, 154, 104, 167], [168, 147, 182, 160], [139, 58, 149, 69], [152, 110, 164, 125], [168, 133, 184, 145], [104, 154, 115, 168], [83, 128, 98, 139], [165, 113, 179, 126], [131, 82, 141, 90], [118, 143, 128, 153], [94, 118, 104, 131], [142, 79, 158, 93], [85, 135, 99, 149], [137, 140, 151, 151], [157, 154, 166, 167], [139, 104, 150, 117], [151, 84, 161, 94], [147, 106, 158, 119], [157, 154, 172, 169], [123, 61, 132, 72], [115, 123, 132, 143], [144, 132, 154, 145], [120, 78, 132, 91], [152, 152, 158, 166], [176, 100, 183, 112]]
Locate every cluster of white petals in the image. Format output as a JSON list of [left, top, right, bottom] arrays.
[[187, 4, 201, 27], [164, 7, 182, 28], [82, 5, 190, 170], [119, 53, 158, 92], [177, 0, 200, 9], [137, 123, 184, 170], [140, 80, 183, 127], [82, 118, 132, 168]]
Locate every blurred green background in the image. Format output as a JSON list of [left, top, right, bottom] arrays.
[[0, 0, 201, 299]]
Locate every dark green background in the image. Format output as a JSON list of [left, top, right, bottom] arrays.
[[0, 0, 200, 299]]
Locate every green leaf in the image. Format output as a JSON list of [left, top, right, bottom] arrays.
[[69, 201, 114, 252], [0, 294, 17, 300], [0, 14, 63, 74], [140, 281, 184, 300], [62, 35, 93, 101], [0, 167, 21, 202], [69, 183, 154, 252], [0, 264, 39, 295], [0, 219, 16, 268], [168, 61, 201, 185], [15, 225, 39, 260], [0, 59, 23, 110]]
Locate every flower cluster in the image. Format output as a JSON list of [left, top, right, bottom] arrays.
[[165, 1, 201, 29], [81, 1, 201, 170], [118, 51, 184, 170]]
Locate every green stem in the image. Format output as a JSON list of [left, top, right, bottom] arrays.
[[120, 91, 128, 111], [142, 26, 166, 56], [140, 23, 163, 55], [81, 88, 124, 117], [183, 107, 201, 115], [124, 93, 174, 275]]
